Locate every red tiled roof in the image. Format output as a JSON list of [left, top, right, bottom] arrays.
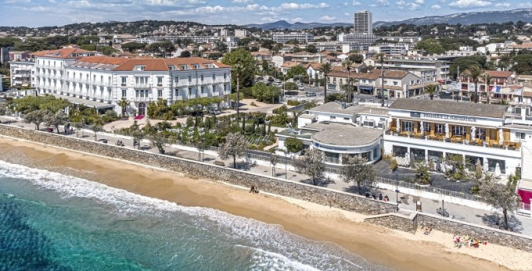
[[76, 56, 131, 65], [32, 48, 94, 59], [484, 70, 513, 78], [70, 56, 230, 71]]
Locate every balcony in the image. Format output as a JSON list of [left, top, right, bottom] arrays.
[[384, 130, 521, 155]]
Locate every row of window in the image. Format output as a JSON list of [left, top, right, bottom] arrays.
[[127, 84, 229, 98]]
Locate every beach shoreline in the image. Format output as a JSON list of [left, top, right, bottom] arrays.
[[0, 136, 529, 271]]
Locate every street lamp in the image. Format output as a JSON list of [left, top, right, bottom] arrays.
[[395, 172, 399, 212]]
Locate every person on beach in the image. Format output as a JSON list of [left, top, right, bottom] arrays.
[[250, 186, 255, 193], [378, 193, 383, 200], [424, 227, 432, 235], [384, 195, 389, 202]]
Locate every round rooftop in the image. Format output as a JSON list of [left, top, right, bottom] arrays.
[[311, 123, 382, 147]]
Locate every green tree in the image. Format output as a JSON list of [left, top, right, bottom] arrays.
[[218, 132, 247, 169], [146, 131, 168, 154], [424, 84, 437, 100], [482, 73, 492, 104], [480, 175, 520, 231], [341, 155, 376, 194], [348, 54, 364, 63], [24, 110, 46, 130], [180, 50, 191, 57], [413, 163, 431, 185], [44, 110, 68, 133], [343, 58, 354, 102], [306, 44, 317, 53], [286, 65, 306, 79], [294, 149, 324, 186], [121, 42, 146, 52], [318, 63, 332, 103], [284, 137, 303, 153], [222, 48, 256, 124], [414, 38, 445, 55], [270, 153, 279, 176], [117, 99, 129, 117], [466, 65, 483, 103], [91, 123, 103, 141]]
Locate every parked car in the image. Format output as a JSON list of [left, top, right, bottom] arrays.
[[305, 92, 317, 97], [209, 109, 221, 115]]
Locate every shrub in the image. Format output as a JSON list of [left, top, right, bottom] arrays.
[[287, 100, 301, 106], [285, 137, 303, 153]]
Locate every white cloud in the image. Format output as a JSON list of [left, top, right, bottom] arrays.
[[352, 0, 362, 6], [414, 0, 424, 4], [448, 0, 491, 8], [320, 15, 336, 21], [518, 2, 532, 8], [232, 0, 252, 3], [261, 17, 276, 22], [278, 2, 329, 10], [375, 0, 389, 6], [344, 12, 350, 16], [431, 4, 442, 9], [495, 2, 511, 7], [290, 17, 303, 22], [143, 0, 206, 5]]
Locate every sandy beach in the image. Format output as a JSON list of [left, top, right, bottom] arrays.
[[0, 135, 530, 271]]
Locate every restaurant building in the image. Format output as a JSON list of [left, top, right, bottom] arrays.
[[384, 99, 522, 178]]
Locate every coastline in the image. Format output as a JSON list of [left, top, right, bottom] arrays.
[[0, 136, 529, 271]]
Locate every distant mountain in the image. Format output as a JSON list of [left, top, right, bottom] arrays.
[[374, 8, 532, 27], [244, 20, 351, 30]]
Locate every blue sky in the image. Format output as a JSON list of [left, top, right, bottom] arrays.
[[0, 0, 528, 27]]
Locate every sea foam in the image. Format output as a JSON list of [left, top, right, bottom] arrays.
[[0, 160, 388, 271]]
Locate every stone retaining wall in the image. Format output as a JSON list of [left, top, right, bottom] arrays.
[[365, 213, 418, 234], [365, 211, 532, 253], [0, 124, 397, 215], [417, 213, 532, 253]]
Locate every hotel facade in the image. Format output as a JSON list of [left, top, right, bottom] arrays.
[[28, 48, 232, 115], [278, 99, 532, 181]]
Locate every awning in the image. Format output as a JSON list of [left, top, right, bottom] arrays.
[[359, 85, 373, 91], [45, 93, 115, 109]]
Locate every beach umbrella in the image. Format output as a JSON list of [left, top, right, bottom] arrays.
[[470, 126, 476, 140], [498, 129, 504, 145], [420, 121, 424, 135]]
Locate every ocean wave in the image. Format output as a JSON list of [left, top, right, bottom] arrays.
[[0, 160, 388, 271]]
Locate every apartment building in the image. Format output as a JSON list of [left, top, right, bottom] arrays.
[[377, 58, 450, 82], [369, 43, 410, 55], [272, 32, 314, 43], [10, 60, 35, 87], [30, 48, 231, 115], [459, 70, 516, 103], [354, 10, 373, 35], [326, 69, 424, 99]]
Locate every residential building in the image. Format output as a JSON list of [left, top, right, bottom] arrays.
[[289, 52, 326, 64], [235, 29, 249, 38], [326, 69, 424, 98], [272, 55, 292, 69], [10, 60, 35, 87], [354, 10, 373, 35], [31, 48, 231, 115], [368, 43, 410, 55], [337, 33, 377, 51], [377, 58, 450, 82], [1, 46, 14, 65], [8, 51, 31, 61], [459, 70, 515, 103], [272, 32, 314, 43]]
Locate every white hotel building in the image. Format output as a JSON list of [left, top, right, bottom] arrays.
[[31, 48, 232, 115], [278, 99, 532, 181]]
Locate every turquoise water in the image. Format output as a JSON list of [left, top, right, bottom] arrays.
[[0, 160, 389, 271]]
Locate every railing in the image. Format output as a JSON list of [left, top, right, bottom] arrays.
[[375, 176, 485, 202], [385, 130, 520, 151]]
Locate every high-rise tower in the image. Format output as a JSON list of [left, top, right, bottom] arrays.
[[354, 10, 373, 35]]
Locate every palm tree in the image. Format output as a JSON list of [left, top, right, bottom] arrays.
[[233, 61, 244, 125], [482, 73, 492, 104], [318, 63, 332, 102], [499, 54, 512, 71], [342, 59, 353, 102], [424, 84, 437, 100], [467, 65, 483, 103], [117, 99, 129, 118], [376, 53, 385, 106]]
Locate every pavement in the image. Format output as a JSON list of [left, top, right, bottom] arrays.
[[2, 115, 532, 236]]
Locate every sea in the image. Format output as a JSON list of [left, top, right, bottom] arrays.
[[0, 159, 390, 271]]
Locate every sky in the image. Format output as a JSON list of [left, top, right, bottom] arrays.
[[0, 0, 529, 28]]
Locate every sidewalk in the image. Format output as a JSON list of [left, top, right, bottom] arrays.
[[2, 116, 532, 236]]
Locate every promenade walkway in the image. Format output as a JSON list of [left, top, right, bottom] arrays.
[[2, 116, 531, 236]]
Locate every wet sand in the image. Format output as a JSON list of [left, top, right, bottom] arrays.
[[0, 136, 529, 271]]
